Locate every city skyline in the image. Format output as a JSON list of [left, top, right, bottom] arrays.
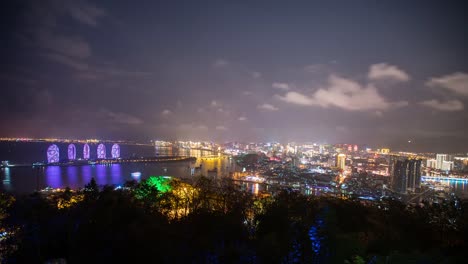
[[1, 0, 468, 152]]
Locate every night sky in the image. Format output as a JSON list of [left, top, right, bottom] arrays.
[[1, 0, 467, 152]]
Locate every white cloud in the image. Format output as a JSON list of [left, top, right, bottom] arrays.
[[426, 72, 468, 96], [276, 91, 314, 105], [215, 125, 227, 131], [272, 82, 290, 90], [368, 63, 410, 82], [211, 100, 220, 107], [213, 59, 229, 68], [251, 72, 261, 78], [238, 116, 247, 121], [242, 91, 252, 96], [277, 75, 408, 111], [419, 99, 464, 111], [161, 109, 172, 116], [257, 103, 279, 111]]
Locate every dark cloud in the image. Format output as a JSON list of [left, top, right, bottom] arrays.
[[0, 0, 467, 152]]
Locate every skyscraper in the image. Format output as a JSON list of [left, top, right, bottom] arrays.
[[426, 159, 437, 168], [336, 154, 346, 171], [441, 161, 454, 171], [390, 156, 422, 194], [436, 154, 447, 170], [407, 159, 422, 191]]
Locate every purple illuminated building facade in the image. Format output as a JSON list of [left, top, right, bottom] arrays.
[[47, 144, 59, 163], [97, 144, 106, 159], [83, 144, 90, 160], [45, 142, 120, 162], [68, 144, 76, 160], [111, 144, 120, 159]]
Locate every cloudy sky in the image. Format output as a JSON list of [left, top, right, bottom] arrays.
[[1, 0, 467, 152]]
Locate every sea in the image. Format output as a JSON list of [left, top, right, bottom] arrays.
[[0, 142, 239, 194]]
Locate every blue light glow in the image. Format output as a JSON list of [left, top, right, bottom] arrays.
[[422, 176, 468, 183], [131, 172, 142, 177]]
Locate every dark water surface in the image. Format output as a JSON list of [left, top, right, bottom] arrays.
[[1, 157, 238, 194], [0, 142, 238, 193]]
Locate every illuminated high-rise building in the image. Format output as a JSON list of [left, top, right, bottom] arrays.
[[436, 154, 447, 170], [319, 145, 324, 154], [336, 154, 346, 170], [426, 159, 437, 168], [441, 161, 454, 171], [390, 156, 421, 193], [407, 159, 422, 191]]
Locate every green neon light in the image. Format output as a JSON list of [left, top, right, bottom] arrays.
[[147, 176, 172, 193], [135, 176, 172, 199]]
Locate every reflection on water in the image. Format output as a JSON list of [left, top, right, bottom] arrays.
[[155, 147, 216, 159], [0, 155, 237, 194], [111, 164, 122, 184], [252, 183, 259, 195], [45, 166, 61, 189], [95, 165, 107, 186], [240, 182, 266, 195], [2, 168, 11, 192], [452, 181, 468, 196], [67, 166, 78, 187], [423, 178, 468, 198], [81, 166, 92, 185]]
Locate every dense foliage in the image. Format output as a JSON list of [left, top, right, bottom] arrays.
[[1, 176, 467, 263]]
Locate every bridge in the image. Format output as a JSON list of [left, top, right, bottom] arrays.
[[47, 143, 121, 163]]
